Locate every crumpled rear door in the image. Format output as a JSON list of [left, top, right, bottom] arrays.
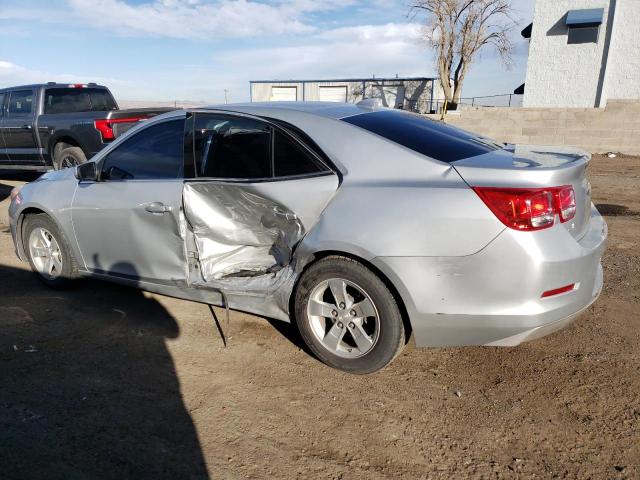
[[183, 174, 338, 283]]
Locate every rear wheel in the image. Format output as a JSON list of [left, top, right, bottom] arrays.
[[23, 214, 77, 288], [53, 146, 86, 170], [294, 256, 405, 374]]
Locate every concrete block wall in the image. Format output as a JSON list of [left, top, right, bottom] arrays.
[[436, 100, 640, 155]]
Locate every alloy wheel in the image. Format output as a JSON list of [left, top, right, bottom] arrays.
[[306, 278, 380, 358], [28, 227, 63, 279]]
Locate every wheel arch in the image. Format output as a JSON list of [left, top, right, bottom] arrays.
[[15, 207, 65, 261], [292, 249, 413, 341], [50, 134, 88, 164]]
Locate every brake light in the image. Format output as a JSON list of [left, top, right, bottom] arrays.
[[94, 117, 146, 141], [71, 84, 86, 88], [473, 186, 576, 231]]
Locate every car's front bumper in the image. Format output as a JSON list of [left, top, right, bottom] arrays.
[[373, 204, 607, 347]]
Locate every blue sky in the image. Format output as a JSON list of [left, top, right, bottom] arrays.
[[0, 0, 534, 103]]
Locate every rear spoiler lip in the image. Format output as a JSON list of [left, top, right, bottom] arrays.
[[450, 144, 591, 189]]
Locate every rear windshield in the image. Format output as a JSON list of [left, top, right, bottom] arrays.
[[44, 88, 117, 114], [342, 109, 500, 163]]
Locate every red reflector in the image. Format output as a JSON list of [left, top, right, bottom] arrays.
[[94, 116, 147, 141], [541, 284, 576, 298], [473, 185, 576, 231]]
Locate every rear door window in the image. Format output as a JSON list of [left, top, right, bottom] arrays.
[[7, 90, 34, 116], [193, 113, 272, 179], [342, 109, 500, 163], [192, 113, 329, 180], [44, 88, 117, 113], [101, 119, 185, 180]]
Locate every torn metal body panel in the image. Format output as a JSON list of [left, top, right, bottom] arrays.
[[183, 182, 304, 280], [182, 174, 338, 319]]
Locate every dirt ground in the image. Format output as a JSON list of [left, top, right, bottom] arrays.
[[0, 155, 638, 479]]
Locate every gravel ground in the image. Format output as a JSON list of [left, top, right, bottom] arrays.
[[0, 154, 638, 479]]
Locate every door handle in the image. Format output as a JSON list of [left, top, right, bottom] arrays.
[[21, 124, 32, 130], [145, 202, 172, 214]]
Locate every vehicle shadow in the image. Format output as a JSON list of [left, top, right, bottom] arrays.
[[0, 262, 210, 480], [0, 172, 42, 202]]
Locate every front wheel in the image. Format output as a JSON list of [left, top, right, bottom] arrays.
[[294, 256, 405, 374], [23, 214, 78, 288]]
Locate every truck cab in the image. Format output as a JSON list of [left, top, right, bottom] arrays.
[[0, 83, 172, 171]]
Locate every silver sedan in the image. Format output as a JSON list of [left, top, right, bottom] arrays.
[[8, 102, 607, 373]]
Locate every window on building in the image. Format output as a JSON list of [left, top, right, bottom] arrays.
[[565, 8, 603, 44]]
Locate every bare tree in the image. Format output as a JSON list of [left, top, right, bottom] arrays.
[[411, 0, 516, 105]]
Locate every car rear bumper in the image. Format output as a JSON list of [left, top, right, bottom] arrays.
[[372, 204, 607, 347]]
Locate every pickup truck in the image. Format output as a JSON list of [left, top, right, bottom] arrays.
[[0, 83, 173, 170]]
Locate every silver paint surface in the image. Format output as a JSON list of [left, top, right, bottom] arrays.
[[8, 103, 607, 347]]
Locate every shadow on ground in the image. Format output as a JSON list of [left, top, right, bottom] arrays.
[[0, 263, 210, 480]]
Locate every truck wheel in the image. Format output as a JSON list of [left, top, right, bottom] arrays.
[[294, 256, 405, 374], [54, 146, 86, 170]]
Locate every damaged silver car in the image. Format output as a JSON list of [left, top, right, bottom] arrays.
[[9, 103, 607, 373]]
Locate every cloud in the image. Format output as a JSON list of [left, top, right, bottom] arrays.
[[0, 0, 361, 39], [0, 60, 129, 89]]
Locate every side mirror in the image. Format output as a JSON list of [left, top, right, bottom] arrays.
[[75, 162, 98, 181]]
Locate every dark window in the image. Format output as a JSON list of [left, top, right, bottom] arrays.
[[567, 25, 599, 44], [274, 130, 326, 177], [194, 113, 271, 179], [44, 88, 117, 114], [8, 90, 34, 116], [342, 109, 499, 163], [0, 93, 4, 117], [101, 119, 185, 180]]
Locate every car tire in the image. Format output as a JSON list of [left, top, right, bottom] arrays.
[[294, 256, 405, 374], [54, 146, 87, 170], [23, 214, 78, 288]]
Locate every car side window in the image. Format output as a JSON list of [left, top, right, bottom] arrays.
[[0, 93, 4, 117], [8, 90, 34, 116], [101, 119, 185, 180], [273, 129, 326, 177], [194, 113, 271, 179], [192, 113, 329, 180]]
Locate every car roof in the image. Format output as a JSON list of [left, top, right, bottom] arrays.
[[195, 102, 371, 120], [0, 83, 108, 92]]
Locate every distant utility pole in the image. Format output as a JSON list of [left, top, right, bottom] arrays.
[[224, 89, 229, 104]]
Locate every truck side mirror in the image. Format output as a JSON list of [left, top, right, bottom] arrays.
[[75, 161, 98, 181]]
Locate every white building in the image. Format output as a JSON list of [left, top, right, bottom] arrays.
[[522, 0, 640, 108], [250, 77, 441, 113]]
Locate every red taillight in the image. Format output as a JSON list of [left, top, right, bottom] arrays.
[[542, 283, 576, 298], [94, 117, 146, 141], [473, 186, 576, 231], [71, 83, 86, 88]]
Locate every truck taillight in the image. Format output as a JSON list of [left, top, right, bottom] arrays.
[[94, 117, 146, 142], [473, 186, 576, 231]]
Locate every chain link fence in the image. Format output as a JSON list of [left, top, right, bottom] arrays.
[[406, 93, 524, 114]]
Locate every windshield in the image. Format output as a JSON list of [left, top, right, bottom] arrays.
[[44, 88, 117, 114], [342, 109, 501, 163]]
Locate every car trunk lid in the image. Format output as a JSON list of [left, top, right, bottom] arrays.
[[451, 145, 592, 239]]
